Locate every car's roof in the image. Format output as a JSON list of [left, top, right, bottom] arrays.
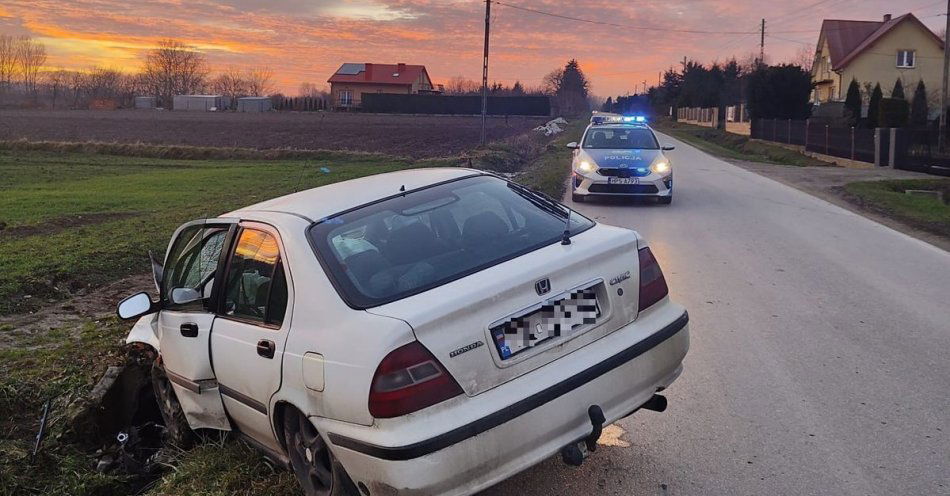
[[229, 168, 483, 222]]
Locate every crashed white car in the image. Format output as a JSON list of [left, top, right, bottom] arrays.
[[568, 114, 676, 204], [117, 169, 690, 496]]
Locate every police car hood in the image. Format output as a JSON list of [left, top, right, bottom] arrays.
[[581, 148, 662, 168]]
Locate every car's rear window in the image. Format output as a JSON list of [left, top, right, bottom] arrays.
[[309, 175, 594, 308]]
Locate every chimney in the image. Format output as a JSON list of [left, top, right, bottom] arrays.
[[397, 63, 406, 73], [364, 63, 373, 81], [883, 14, 891, 22]]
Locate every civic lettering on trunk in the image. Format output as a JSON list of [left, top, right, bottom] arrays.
[[449, 340, 484, 358], [609, 271, 631, 285]]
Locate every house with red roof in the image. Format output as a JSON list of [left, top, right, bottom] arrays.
[[811, 13, 944, 105], [327, 63, 435, 109]]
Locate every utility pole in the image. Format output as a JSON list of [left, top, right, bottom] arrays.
[[759, 18, 766, 66], [940, 1, 950, 150], [480, 0, 491, 146]]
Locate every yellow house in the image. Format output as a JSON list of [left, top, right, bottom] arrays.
[[811, 13, 944, 107]]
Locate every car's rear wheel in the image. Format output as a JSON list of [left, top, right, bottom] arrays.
[[283, 409, 357, 496]]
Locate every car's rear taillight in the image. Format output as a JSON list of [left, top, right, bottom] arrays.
[[638, 246, 669, 311], [368, 342, 463, 418]]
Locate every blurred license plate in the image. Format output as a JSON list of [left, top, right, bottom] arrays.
[[491, 288, 601, 360], [608, 177, 639, 184]]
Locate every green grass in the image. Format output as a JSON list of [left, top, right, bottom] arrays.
[[145, 439, 300, 496], [0, 317, 136, 496], [654, 120, 829, 167], [843, 179, 950, 237], [518, 119, 588, 199], [0, 150, 453, 315]]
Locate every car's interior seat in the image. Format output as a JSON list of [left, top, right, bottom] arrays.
[[461, 211, 509, 252]]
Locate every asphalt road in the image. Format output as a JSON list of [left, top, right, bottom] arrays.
[[488, 132, 950, 495]]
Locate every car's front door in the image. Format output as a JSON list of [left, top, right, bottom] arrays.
[[210, 223, 293, 450], [157, 218, 237, 431]]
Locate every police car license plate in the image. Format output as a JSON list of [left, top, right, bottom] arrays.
[[490, 288, 601, 360], [608, 177, 639, 185]]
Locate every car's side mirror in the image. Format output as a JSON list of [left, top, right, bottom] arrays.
[[117, 292, 156, 320], [170, 287, 202, 305], [566, 142, 579, 149], [662, 145, 675, 151]]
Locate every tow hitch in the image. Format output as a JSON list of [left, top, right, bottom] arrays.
[[560, 405, 606, 467], [560, 394, 668, 467]]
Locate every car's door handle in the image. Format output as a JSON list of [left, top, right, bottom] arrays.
[[257, 339, 276, 359], [180, 323, 199, 338]]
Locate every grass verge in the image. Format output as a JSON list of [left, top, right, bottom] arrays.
[[517, 119, 588, 198], [842, 178, 950, 238], [0, 150, 454, 315], [654, 120, 829, 167]]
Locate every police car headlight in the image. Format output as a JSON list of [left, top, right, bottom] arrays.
[[651, 161, 670, 174], [576, 160, 595, 173]]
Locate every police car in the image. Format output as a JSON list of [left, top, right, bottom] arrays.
[[568, 113, 675, 204]]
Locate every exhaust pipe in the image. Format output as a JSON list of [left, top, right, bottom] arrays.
[[641, 394, 667, 413]]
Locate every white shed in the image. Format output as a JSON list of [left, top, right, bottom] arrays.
[[237, 97, 273, 113], [173, 95, 230, 111], [134, 96, 157, 109]]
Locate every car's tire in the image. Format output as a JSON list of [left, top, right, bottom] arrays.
[[283, 409, 358, 496], [572, 193, 585, 203], [151, 359, 197, 448], [658, 195, 673, 205]]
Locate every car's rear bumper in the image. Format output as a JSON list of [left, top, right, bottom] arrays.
[[316, 302, 689, 496], [572, 171, 672, 197]]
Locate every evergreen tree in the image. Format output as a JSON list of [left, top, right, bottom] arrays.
[[891, 78, 905, 99], [867, 83, 883, 128], [910, 80, 929, 127], [844, 78, 862, 125], [602, 96, 613, 112], [511, 80, 524, 95]]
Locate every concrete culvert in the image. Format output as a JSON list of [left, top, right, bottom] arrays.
[[63, 344, 171, 480]]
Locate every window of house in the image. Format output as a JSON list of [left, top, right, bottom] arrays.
[[222, 228, 288, 327], [340, 90, 353, 106], [897, 50, 916, 68]]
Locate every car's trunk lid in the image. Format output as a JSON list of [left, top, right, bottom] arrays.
[[367, 225, 641, 396]]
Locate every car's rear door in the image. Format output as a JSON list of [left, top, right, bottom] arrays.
[[157, 218, 237, 431], [208, 222, 293, 451]]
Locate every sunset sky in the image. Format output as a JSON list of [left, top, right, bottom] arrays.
[[0, 0, 944, 96]]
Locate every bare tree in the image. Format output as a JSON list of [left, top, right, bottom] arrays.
[[790, 45, 814, 71], [16, 36, 47, 98], [45, 69, 70, 109], [298, 82, 327, 98], [211, 66, 248, 108], [444, 75, 479, 94], [0, 35, 17, 101], [142, 39, 208, 106], [68, 71, 85, 108], [245, 66, 274, 96]]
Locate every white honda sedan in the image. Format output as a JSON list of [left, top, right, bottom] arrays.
[[117, 168, 690, 496]]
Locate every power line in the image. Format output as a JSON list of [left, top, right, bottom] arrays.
[[492, 1, 759, 35]]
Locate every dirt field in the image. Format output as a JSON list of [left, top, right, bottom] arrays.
[[0, 109, 548, 158]]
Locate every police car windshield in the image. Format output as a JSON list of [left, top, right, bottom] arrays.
[[583, 127, 659, 150]]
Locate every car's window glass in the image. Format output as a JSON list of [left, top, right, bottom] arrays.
[[222, 229, 287, 326], [583, 127, 659, 149], [310, 175, 594, 308], [162, 224, 228, 309]]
